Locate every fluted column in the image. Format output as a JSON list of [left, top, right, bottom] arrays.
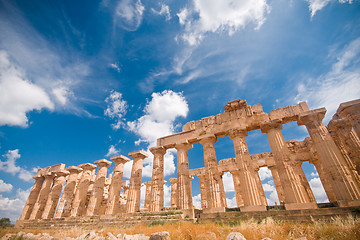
[[175, 142, 193, 210], [86, 159, 112, 216], [149, 147, 167, 212], [199, 135, 225, 212], [144, 182, 152, 210], [253, 167, 268, 206], [219, 173, 227, 208], [261, 120, 316, 210], [70, 163, 96, 217], [336, 99, 360, 137], [298, 108, 360, 206], [105, 155, 130, 215], [198, 174, 207, 208], [169, 178, 177, 208], [42, 170, 69, 219], [19, 174, 44, 220], [230, 171, 244, 207], [29, 173, 55, 220], [267, 165, 285, 204], [55, 166, 82, 218], [229, 129, 267, 212], [292, 161, 316, 203], [126, 150, 149, 213]]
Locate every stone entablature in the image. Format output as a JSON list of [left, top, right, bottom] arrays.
[[18, 99, 360, 222]]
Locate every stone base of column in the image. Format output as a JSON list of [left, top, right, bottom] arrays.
[[285, 202, 317, 210], [337, 200, 360, 207], [181, 208, 195, 219], [203, 207, 226, 214], [240, 205, 267, 212]]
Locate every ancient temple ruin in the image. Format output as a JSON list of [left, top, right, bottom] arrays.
[[16, 98, 360, 226]]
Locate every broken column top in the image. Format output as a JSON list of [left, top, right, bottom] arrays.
[[110, 155, 130, 163], [78, 163, 97, 171], [337, 99, 360, 116], [128, 150, 149, 159], [298, 108, 327, 126], [94, 159, 112, 167], [49, 163, 65, 173], [65, 166, 83, 173]]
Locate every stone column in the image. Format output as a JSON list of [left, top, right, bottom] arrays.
[[19, 174, 44, 220], [175, 142, 193, 210], [199, 135, 225, 212], [86, 159, 112, 216], [267, 165, 285, 204], [70, 163, 96, 217], [41, 170, 69, 219], [219, 173, 227, 208], [229, 129, 267, 212], [169, 178, 177, 208], [55, 166, 83, 218], [126, 150, 149, 213], [144, 182, 152, 210], [253, 167, 268, 206], [292, 161, 316, 203], [230, 170, 244, 207], [336, 99, 360, 137], [298, 108, 360, 206], [198, 174, 207, 208], [329, 118, 360, 176], [105, 155, 130, 215], [29, 172, 55, 220], [149, 147, 166, 212], [261, 120, 316, 210]]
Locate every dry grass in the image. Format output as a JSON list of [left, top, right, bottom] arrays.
[[1, 215, 360, 240]]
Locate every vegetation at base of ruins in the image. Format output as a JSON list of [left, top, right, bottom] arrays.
[[1, 216, 360, 240], [226, 208, 240, 212], [0, 218, 12, 228], [352, 207, 360, 212]]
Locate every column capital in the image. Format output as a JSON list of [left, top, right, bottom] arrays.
[[110, 155, 131, 164], [328, 118, 352, 132], [228, 127, 248, 139], [336, 99, 360, 117], [65, 166, 83, 174], [169, 178, 177, 184], [94, 159, 112, 168], [44, 172, 55, 179], [297, 108, 326, 126], [78, 163, 97, 171], [199, 135, 217, 145], [149, 146, 167, 155], [54, 170, 70, 178], [128, 150, 149, 160], [174, 142, 193, 151], [143, 181, 152, 187], [260, 119, 283, 133], [33, 175, 44, 181]]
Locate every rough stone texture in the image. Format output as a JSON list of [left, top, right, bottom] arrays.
[[149, 231, 170, 240], [226, 232, 246, 240], [195, 232, 217, 240], [149, 147, 167, 212]]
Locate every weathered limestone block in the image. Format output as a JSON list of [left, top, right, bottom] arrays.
[[55, 166, 82, 218], [126, 150, 149, 213], [336, 99, 360, 137], [169, 178, 177, 208], [199, 135, 225, 212], [261, 120, 317, 210], [105, 155, 130, 215], [19, 171, 44, 220], [298, 108, 360, 207], [175, 143, 193, 210], [29, 172, 55, 219], [229, 128, 266, 212], [144, 182, 152, 210], [268, 102, 309, 123], [197, 174, 207, 208], [70, 163, 96, 217], [41, 170, 69, 219], [230, 170, 244, 207], [149, 147, 167, 212], [86, 159, 112, 216]]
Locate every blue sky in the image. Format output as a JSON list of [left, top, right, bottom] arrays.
[[0, 0, 359, 222]]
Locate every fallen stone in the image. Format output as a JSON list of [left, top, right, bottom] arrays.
[[106, 232, 118, 240], [122, 234, 150, 240], [226, 232, 246, 240], [0, 233, 15, 240], [195, 232, 217, 240], [149, 231, 170, 240]]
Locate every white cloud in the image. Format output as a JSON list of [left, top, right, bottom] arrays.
[[226, 196, 237, 208], [0, 179, 13, 193], [0, 149, 33, 182], [177, 0, 271, 45], [309, 177, 329, 203], [164, 183, 171, 207], [52, 86, 73, 106], [110, 63, 121, 72], [104, 90, 128, 130], [105, 145, 120, 157], [114, 0, 145, 31], [152, 4, 171, 21], [306, 0, 352, 17], [258, 167, 272, 181], [294, 37, 360, 123], [0, 188, 30, 223], [262, 183, 275, 192], [122, 160, 133, 179], [310, 171, 319, 177], [192, 193, 201, 208], [266, 189, 279, 206], [0, 50, 54, 127], [222, 172, 235, 192]]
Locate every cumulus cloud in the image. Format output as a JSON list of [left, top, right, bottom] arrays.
[[0, 50, 54, 127], [152, 4, 171, 21], [226, 196, 237, 208], [114, 0, 145, 31], [0, 179, 13, 193], [177, 0, 271, 45], [0, 149, 34, 182], [294, 37, 360, 123], [105, 145, 120, 157], [52, 86, 73, 106], [0, 187, 30, 223], [258, 167, 272, 181], [105, 90, 128, 130], [192, 193, 201, 208], [309, 177, 328, 203], [222, 172, 235, 192], [306, 0, 352, 17], [109, 63, 121, 72]]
